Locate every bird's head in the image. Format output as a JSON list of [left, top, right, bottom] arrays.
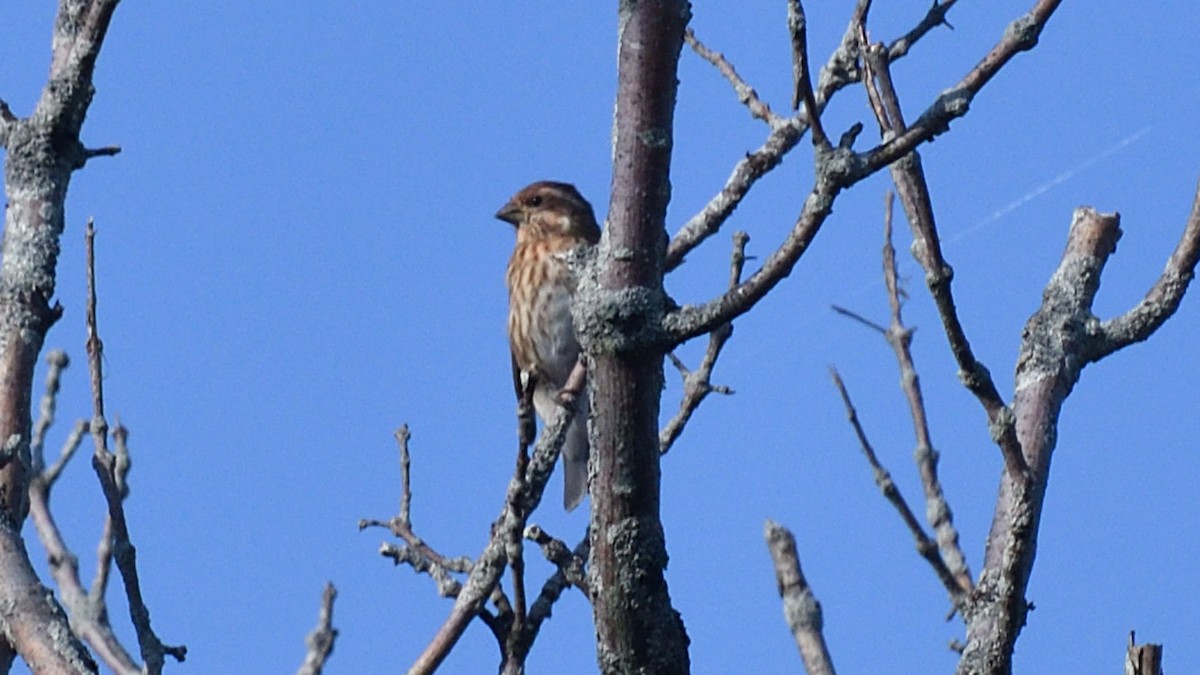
[[495, 181, 601, 244]]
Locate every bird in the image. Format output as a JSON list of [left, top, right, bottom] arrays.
[[496, 181, 601, 511]]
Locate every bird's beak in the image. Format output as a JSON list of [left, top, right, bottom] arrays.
[[495, 202, 522, 226]]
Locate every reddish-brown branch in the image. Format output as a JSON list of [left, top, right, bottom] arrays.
[[579, 2, 693, 673], [957, 208, 1119, 674], [684, 30, 780, 126], [787, 0, 829, 148], [861, 41, 1029, 479]]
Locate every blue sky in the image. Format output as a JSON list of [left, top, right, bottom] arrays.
[[2, 2, 1198, 673]]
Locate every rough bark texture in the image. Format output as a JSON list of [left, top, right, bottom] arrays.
[[0, 0, 121, 670], [579, 1, 692, 673], [956, 209, 1121, 674]]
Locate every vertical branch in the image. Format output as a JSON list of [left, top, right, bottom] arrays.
[[1124, 632, 1162, 675], [85, 223, 184, 673], [879, 196, 972, 595], [957, 208, 1121, 674], [296, 584, 338, 675], [765, 521, 835, 675], [581, 1, 692, 673], [0, 0, 122, 669], [786, 0, 829, 148]]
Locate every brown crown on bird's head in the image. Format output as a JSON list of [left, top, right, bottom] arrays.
[[495, 181, 601, 244]]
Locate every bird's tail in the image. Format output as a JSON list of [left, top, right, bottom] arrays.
[[562, 406, 589, 511]]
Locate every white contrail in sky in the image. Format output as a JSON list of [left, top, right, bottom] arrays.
[[945, 126, 1152, 245], [823, 126, 1153, 312]]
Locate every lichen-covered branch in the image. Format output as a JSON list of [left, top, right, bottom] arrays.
[[579, 2, 693, 674], [666, 0, 960, 272], [296, 584, 338, 675], [0, 0, 124, 668], [1089, 180, 1200, 361], [956, 208, 1118, 674], [662, 0, 1062, 346], [765, 520, 835, 675]]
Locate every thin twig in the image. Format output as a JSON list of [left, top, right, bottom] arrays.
[[860, 40, 1029, 479], [660, 232, 743, 453], [880, 194, 973, 595], [888, 1, 957, 60], [45, 419, 88, 488], [828, 368, 965, 608], [829, 305, 887, 335], [85, 220, 186, 672], [685, 29, 781, 126], [396, 425, 412, 526], [787, 0, 829, 148], [31, 350, 70, 475]]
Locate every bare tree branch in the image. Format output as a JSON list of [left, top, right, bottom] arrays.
[[765, 520, 835, 675], [296, 584, 338, 675], [85, 221, 186, 673], [957, 207, 1121, 674], [786, 0, 829, 148], [666, 0, 960, 272], [659, 232, 742, 454], [828, 368, 966, 610], [1089, 180, 1200, 360], [525, 527, 590, 640], [860, 40, 1028, 479], [888, 1, 958, 60], [877, 195, 972, 597], [525, 526, 590, 598], [684, 30, 780, 126], [662, 0, 1063, 346]]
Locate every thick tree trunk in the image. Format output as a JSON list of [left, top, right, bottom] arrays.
[[583, 1, 692, 673]]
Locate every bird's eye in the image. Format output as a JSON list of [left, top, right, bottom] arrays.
[[527, 195, 543, 207]]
